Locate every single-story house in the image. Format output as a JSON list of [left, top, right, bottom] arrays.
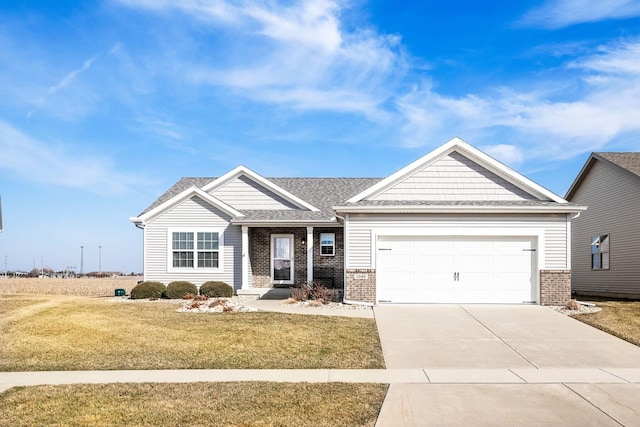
[[565, 152, 640, 299], [130, 137, 585, 305]]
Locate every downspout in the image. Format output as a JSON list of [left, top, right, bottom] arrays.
[[134, 221, 145, 279], [567, 211, 581, 271]]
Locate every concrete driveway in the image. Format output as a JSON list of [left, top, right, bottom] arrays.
[[374, 304, 640, 426]]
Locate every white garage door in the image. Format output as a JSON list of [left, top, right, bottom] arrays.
[[377, 236, 537, 304]]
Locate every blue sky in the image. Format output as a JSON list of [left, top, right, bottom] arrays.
[[1, 0, 640, 274]]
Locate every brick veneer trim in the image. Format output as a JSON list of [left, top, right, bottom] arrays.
[[540, 269, 571, 306], [345, 269, 376, 304]]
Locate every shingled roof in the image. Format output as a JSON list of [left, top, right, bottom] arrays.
[[138, 177, 382, 222], [596, 152, 640, 177], [566, 152, 640, 200]]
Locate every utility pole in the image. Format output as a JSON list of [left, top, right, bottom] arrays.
[[98, 245, 102, 275], [80, 245, 84, 276]]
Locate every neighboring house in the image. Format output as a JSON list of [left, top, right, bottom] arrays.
[[565, 152, 640, 299], [130, 137, 585, 305]]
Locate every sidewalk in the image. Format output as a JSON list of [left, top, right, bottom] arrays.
[[2, 367, 639, 393]]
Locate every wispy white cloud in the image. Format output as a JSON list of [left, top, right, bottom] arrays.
[[395, 39, 640, 160], [28, 53, 101, 117], [519, 0, 640, 29], [116, 0, 404, 118], [0, 120, 143, 195]]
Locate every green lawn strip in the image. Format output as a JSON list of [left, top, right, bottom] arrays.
[[572, 297, 640, 347], [0, 296, 384, 371], [0, 382, 388, 427]]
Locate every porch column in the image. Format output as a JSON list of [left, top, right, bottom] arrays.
[[241, 225, 249, 290], [306, 226, 313, 283]]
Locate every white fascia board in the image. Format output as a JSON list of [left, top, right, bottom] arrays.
[[454, 140, 567, 204], [133, 186, 245, 223], [202, 165, 320, 212], [347, 139, 461, 203], [348, 137, 567, 204], [333, 204, 587, 214]]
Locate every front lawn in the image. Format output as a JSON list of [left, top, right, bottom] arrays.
[[0, 295, 384, 371], [573, 297, 640, 346], [0, 382, 388, 427]]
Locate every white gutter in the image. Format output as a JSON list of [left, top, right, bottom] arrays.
[[333, 204, 587, 214]]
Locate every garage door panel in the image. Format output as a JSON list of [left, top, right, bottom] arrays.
[[377, 236, 536, 304]]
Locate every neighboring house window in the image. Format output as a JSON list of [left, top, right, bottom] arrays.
[[169, 229, 222, 271], [591, 235, 610, 270], [271, 234, 294, 285], [320, 233, 335, 256]]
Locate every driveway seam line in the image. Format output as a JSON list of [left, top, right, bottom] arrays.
[[508, 368, 528, 383], [459, 305, 539, 369], [562, 383, 625, 426], [599, 368, 631, 384]]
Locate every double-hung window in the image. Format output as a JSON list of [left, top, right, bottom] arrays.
[[320, 233, 335, 256], [591, 234, 609, 270], [169, 229, 222, 271]]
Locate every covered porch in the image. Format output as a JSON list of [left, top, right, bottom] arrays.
[[236, 225, 344, 298]]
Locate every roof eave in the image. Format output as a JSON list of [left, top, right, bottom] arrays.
[[333, 204, 587, 214], [230, 218, 341, 227]]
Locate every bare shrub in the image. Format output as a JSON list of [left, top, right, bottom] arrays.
[[290, 281, 338, 304], [209, 298, 225, 308], [565, 299, 580, 311], [189, 300, 204, 309]]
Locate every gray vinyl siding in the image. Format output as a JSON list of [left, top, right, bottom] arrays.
[[143, 196, 242, 289], [371, 152, 539, 202], [346, 214, 569, 270], [570, 161, 640, 298], [210, 175, 298, 210]]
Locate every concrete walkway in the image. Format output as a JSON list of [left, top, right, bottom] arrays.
[[373, 304, 640, 426], [2, 368, 640, 425]]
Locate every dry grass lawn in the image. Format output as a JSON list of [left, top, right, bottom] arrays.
[[0, 382, 388, 427], [573, 297, 640, 346], [0, 294, 384, 371], [0, 276, 139, 296]]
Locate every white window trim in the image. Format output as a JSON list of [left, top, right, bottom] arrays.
[[271, 234, 294, 285], [319, 232, 335, 256], [167, 227, 224, 273]]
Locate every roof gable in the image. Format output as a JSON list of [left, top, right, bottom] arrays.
[[202, 166, 319, 212], [130, 186, 244, 224], [566, 152, 640, 200], [349, 137, 565, 204], [210, 175, 299, 211]]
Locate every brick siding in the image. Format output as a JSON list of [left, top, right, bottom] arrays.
[[249, 227, 344, 289], [540, 269, 571, 305], [345, 269, 376, 303]]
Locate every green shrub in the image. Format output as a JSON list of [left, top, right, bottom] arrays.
[[166, 281, 198, 299], [199, 281, 233, 298], [130, 281, 166, 300]]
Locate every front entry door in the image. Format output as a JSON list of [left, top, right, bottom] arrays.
[[271, 234, 294, 285]]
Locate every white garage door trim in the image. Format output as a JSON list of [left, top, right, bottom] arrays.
[[375, 234, 539, 304]]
